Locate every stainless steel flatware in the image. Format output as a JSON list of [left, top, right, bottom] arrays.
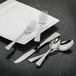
[[29, 40, 74, 66], [36, 37, 60, 66], [5, 20, 36, 50], [14, 32, 60, 63]]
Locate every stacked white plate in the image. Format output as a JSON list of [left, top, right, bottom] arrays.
[[0, 0, 60, 44]]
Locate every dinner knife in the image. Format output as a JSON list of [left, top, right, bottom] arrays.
[[14, 32, 60, 63]]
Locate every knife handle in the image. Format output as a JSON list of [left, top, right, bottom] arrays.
[[40, 32, 60, 47]]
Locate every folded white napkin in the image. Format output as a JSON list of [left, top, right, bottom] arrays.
[[0, 0, 59, 44]]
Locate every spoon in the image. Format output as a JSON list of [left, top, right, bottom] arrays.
[[29, 40, 74, 64], [36, 37, 61, 66]]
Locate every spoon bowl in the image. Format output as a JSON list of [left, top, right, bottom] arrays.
[[59, 40, 74, 51]]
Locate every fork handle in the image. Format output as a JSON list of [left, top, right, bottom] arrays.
[[34, 24, 42, 42], [5, 32, 25, 50], [5, 41, 16, 50]]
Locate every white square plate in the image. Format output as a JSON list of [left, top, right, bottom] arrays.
[[0, 0, 60, 44]]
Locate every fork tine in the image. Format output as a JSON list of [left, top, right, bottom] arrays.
[[29, 20, 37, 31], [42, 11, 48, 22], [39, 11, 48, 24], [24, 20, 36, 34], [25, 20, 36, 32]]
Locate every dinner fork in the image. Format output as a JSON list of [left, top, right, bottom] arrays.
[[5, 20, 36, 50], [34, 11, 48, 42]]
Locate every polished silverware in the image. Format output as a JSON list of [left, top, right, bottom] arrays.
[[29, 40, 74, 66], [36, 37, 60, 66], [5, 20, 36, 50], [14, 32, 60, 63]]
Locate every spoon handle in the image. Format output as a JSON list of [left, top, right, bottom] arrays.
[[29, 53, 45, 62], [36, 49, 51, 66], [29, 49, 56, 63]]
